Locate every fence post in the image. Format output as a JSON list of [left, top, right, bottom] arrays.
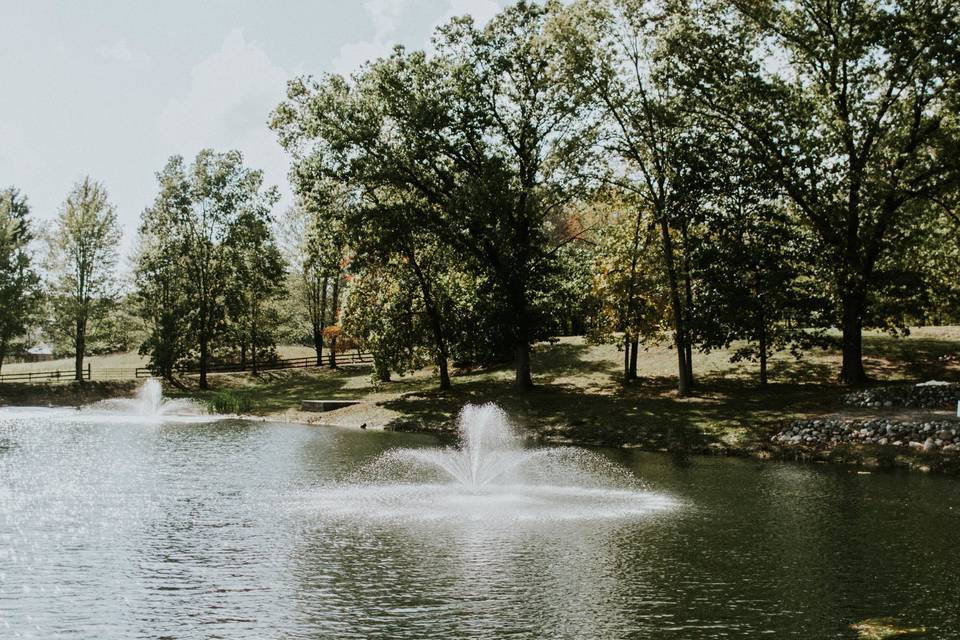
[[87, 363, 92, 381]]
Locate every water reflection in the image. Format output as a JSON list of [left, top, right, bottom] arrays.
[[1, 411, 958, 638]]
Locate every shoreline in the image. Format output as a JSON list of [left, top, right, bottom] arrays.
[[3, 379, 959, 475], [264, 403, 960, 475]]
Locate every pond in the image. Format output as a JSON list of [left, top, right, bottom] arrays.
[[1, 406, 958, 638]]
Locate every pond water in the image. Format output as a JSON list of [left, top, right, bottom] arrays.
[[1, 408, 958, 638]]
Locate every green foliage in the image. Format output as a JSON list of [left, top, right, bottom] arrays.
[[273, 1, 597, 389], [585, 195, 666, 342], [342, 260, 431, 382], [133, 150, 281, 385], [203, 389, 255, 414], [668, 0, 960, 382], [263, 0, 960, 392], [44, 177, 121, 378], [0, 187, 42, 371]]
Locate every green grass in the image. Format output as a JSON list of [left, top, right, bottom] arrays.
[[157, 327, 960, 452], [6, 328, 959, 457], [201, 389, 257, 414]]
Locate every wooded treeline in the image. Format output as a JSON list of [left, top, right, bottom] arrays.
[[2, 0, 957, 391]]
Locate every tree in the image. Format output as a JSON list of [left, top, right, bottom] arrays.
[[558, 0, 703, 394], [135, 150, 279, 388], [45, 177, 120, 381], [0, 188, 41, 373], [671, 0, 960, 383], [225, 205, 285, 374], [692, 147, 829, 385], [342, 258, 431, 382], [279, 205, 329, 366], [585, 196, 669, 382], [273, 1, 594, 389]]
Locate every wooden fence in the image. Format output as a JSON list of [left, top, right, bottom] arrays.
[[135, 351, 374, 378], [0, 351, 373, 384], [0, 363, 92, 383]]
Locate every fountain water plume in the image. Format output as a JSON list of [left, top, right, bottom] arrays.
[[315, 403, 679, 523], [398, 404, 537, 488], [86, 378, 207, 418]]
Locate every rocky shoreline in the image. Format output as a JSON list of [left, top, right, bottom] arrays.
[[771, 418, 959, 453], [764, 381, 960, 473], [842, 382, 960, 409]]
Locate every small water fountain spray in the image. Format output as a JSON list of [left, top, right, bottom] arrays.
[[87, 378, 207, 418]]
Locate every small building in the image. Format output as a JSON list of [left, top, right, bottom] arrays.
[[18, 344, 55, 363]]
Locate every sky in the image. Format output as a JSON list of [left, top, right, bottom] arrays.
[[0, 0, 506, 259]]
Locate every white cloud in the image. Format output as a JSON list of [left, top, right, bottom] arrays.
[[331, 0, 413, 75], [331, 0, 503, 75], [157, 29, 292, 208], [99, 37, 149, 64], [0, 120, 44, 181], [440, 0, 501, 26]]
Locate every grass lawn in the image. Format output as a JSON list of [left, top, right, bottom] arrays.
[[168, 327, 960, 452], [3, 328, 957, 455]]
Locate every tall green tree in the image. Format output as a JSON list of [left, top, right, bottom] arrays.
[[278, 205, 329, 366], [135, 150, 278, 388], [585, 197, 669, 382], [224, 207, 285, 374], [45, 177, 120, 381], [273, 1, 594, 389], [0, 188, 41, 373], [692, 149, 829, 385], [558, 0, 703, 394], [671, 0, 960, 383]]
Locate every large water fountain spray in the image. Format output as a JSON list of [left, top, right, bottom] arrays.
[[88, 378, 207, 418], [312, 403, 679, 523]]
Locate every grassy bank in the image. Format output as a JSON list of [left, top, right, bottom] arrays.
[[4, 328, 959, 471], [178, 328, 960, 453]]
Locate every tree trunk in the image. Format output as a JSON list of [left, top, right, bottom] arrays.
[[406, 248, 451, 391], [316, 275, 328, 367], [251, 326, 258, 375], [515, 341, 533, 390], [199, 335, 209, 390], [328, 271, 340, 369], [623, 334, 631, 380], [312, 322, 323, 367], [629, 336, 639, 380], [840, 292, 868, 384], [758, 309, 768, 386], [658, 215, 690, 396], [74, 318, 85, 383], [512, 288, 533, 390], [681, 217, 695, 389]]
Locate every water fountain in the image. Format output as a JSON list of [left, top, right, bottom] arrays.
[[310, 403, 678, 523], [0, 378, 214, 423], [87, 378, 207, 418]]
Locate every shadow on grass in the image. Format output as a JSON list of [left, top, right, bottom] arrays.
[[861, 334, 960, 382], [380, 373, 837, 452], [170, 367, 368, 414]]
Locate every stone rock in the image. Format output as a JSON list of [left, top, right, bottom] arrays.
[[923, 438, 937, 453]]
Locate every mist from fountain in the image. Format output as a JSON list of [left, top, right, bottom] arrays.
[[309, 403, 679, 523], [0, 378, 215, 424], [88, 378, 207, 418]]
